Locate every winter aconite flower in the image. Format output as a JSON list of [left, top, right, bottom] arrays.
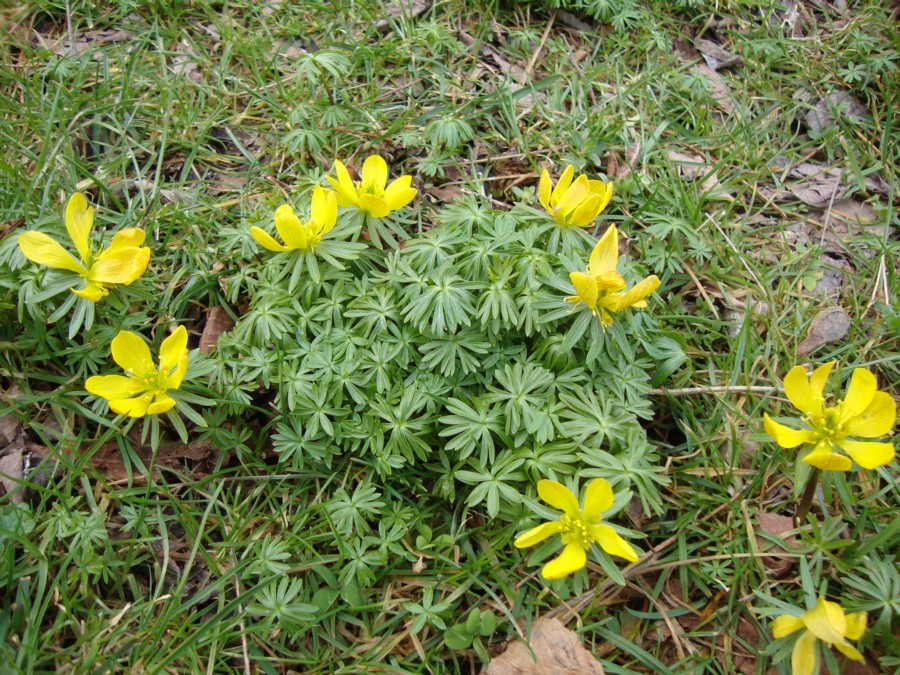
[[17, 192, 150, 301], [86, 326, 188, 417], [326, 155, 417, 218], [250, 186, 338, 252], [514, 478, 638, 580], [566, 225, 660, 328], [539, 165, 613, 228], [772, 597, 867, 675], [763, 362, 896, 471]]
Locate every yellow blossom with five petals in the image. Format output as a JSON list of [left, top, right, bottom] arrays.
[[514, 478, 639, 580], [326, 155, 417, 218], [17, 192, 150, 302], [772, 597, 867, 675], [85, 326, 188, 418], [538, 165, 613, 228], [250, 186, 338, 252], [763, 362, 896, 471], [565, 225, 660, 328]]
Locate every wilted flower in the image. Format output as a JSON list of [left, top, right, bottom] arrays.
[[772, 597, 867, 675], [539, 165, 613, 228], [566, 225, 660, 328], [763, 362, 896, 471], [17, 192, 150, 301], [514, 478, 638, 580], [326, 155, 417, 218], [250, 186, 338, 252], [86, 326, 188, 417]]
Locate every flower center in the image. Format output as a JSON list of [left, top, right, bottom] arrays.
[[559, 513, 592, 551]]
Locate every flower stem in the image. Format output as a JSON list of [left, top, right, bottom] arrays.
[[795, 468, 821, 522]]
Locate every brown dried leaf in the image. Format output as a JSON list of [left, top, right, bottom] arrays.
[[805, 92, 869, 134], [375, 0, 433, 33], [199, 306, 235, 354], [693, 64, 736, 114], [755, 511, 797, 577], [483, 617, 605, 675], [797, 306, 851, 355], [695, 38, 742, 70], [88, 437, 219, 482], [666, 150, 731, 197], [0, 443, 24, 505]]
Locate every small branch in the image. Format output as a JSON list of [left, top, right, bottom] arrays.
[[648, 385, 778, 396]]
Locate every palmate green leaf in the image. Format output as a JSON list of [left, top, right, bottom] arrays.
[[558, 387, 637, 449], [418, 329, 490, 377], [457, 452, 526, 518], [485, 361, 555, 436], [401, 264, 476, 335], [438, 397, 504, 463]]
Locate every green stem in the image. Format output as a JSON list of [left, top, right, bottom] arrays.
[[795, 468, 822, 522]]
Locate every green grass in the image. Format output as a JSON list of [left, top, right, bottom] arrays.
[[1, 0, 898, 673]]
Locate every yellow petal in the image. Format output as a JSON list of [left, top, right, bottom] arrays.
[[361, 154, 388, 192], [17, 231, 86, 274], [802, 598, 847, 644], [835, 439, 895, 470], [549, 165, 575, 208], [593, 523, 639, 562], [588, 226, 618, 276], [538, 169, 552, 211], [841, 368, 877, 419], [803, 449, 852, 471], [85, 374, 144, 400], [311, 186, 338, 234], [65, 192, 93, 263], [541, 541, 586, 579], [844, 391, 897, 437], [568, 193, 603, 228], [582, 478, 613, 520], [106, 227, 146, 251], [772, 615, 806, 638], [274, 204, 307, 249], [536, 479, 581, 517], [358, 194, 391, 218], [327, 159, 359, 206], [382, 176, 417, 210], [109, 394, 152, 418], [72, 282, 108, 302], [159, 326, 188, 379], [792, 630, 818, 675], [844, 612, 867, 640], [250, 226, 287, 252], [146, 393, 177, 416], [514, 521, 566, 549], [90, 247, 148, 284], [784, 366, 822, 416], [592, 180, 613, 215], [809, 361, 836, 398], [553, 175, 591, 221], [570, 271, 598, 310], [763, 413, 816, 448], [110, 331, 155, 377], [605, 275, 660, 312]]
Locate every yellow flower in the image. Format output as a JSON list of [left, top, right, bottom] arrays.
[[772, 597, 867, 675], [326, 155, 417, 218], [86, 326, 188, 418], [17, 192, 150, 302], [250, 186, 338, 252], [763, 362, 896, 471], [565, 225, 660, 328], [514, 478, 638, 580], [538, 165, 613, 228]]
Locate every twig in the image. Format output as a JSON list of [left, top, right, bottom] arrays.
[[525, 11, 555, 79], [648, 385, 777, 396], [818, 174, 842, 247]]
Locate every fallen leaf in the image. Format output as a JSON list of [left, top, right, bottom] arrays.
[[693, 64, 736, 114], [0, 410, 20, 447], [695, 38, 742, 70], [805, 91, 869, 134], [87, 436, 220, 482], [483, 617, 605, 674], [755, 511, 797, 577], [375, 0, 433, 33], [666, 150, 731, 197], [0, 441, 24, 505], [199, 306, 235, 354], [797, 306, 851, 355]]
